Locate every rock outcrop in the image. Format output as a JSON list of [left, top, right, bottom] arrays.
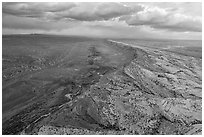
[[34, 41, 201, 135], [4, 38, 201, 135]]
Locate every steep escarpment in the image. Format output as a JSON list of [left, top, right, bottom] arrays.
[[32, 41, 202, 135], [2, 38, 136, 135], [3, 37, 202, 135]]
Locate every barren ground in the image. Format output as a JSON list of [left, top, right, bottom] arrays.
[[2, 35, 202, 135]]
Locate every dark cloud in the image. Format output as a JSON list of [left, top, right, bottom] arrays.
[[2, 2, 143, 21], [94, 2, 142, 20], [51, 2, 143, 21], [2, 2, 202, 39], [2, 2, 76, 18]]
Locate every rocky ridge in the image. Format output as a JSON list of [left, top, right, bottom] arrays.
[[21, 40, 202, 135]]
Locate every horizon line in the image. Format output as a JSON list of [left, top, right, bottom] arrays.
[[2, 33, 202, 41]]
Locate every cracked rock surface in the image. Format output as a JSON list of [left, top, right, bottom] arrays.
[[34, 41, 201, 135], [3, 36, 202, 135]]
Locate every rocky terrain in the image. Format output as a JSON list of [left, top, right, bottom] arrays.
[[2, 35, 202, 135]]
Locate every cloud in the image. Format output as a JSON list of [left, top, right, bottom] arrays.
[[120, 4, 202, 32], [2, 2, 143, 21], [137, 2, 202, 17], [3, 2, 200, 32], [2, 14, 79, 31], [55, 3, 142, 21], [2, 2, 202, 40], [2, 2, 76, 19]]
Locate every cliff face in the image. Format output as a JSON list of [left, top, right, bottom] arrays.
[[34, 40, 202, 135]]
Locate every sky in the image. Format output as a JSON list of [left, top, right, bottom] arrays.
[[2, 2, 202, 40]]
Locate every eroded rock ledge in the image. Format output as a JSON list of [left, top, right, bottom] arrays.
[[21, 40, 202, 135]]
